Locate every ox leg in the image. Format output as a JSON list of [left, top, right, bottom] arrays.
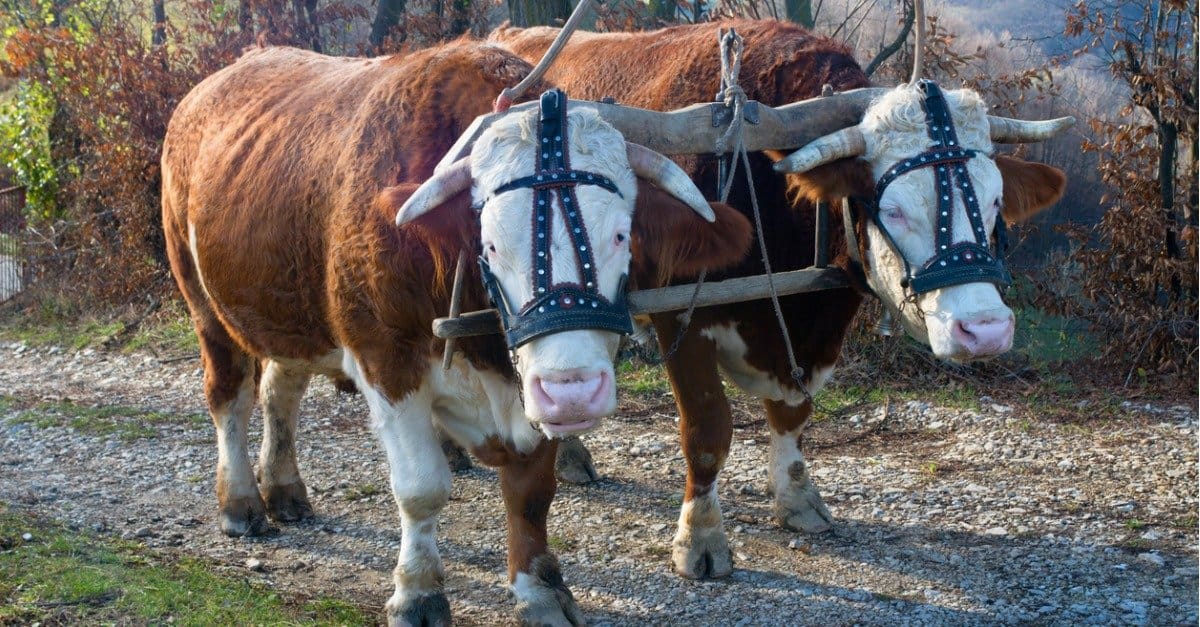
[[554, 435, 599, 484], [655, 316, 733, 579], [439, 431, 474, 472], [503, 438, 584, 627], [366, 385, 453, 627], [199, 332, 269, 537], [765, 399, 833, 534], [257, 359, 315, 523]]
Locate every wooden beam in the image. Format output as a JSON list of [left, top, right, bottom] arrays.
[[435, 88, 890, 172], [432, 267, 851, 339]]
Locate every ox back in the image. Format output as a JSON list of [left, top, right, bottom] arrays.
[[493, 19, 874, 578]]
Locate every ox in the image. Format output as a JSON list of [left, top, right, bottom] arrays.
[[493, 19, 1067, 578], [161, 42, 750, 624]]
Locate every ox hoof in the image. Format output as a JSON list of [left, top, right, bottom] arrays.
[[514, 554, 585, 627], [776, 483, 834, 534], [441, 439, 473, 473], [554, 436, 599, 485], [672, 526, 733, 579], [261, 481, 314, 523], [387, 592, 451, 627], [219, 495, 270, 537]]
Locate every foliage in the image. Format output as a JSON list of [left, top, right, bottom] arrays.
[[1047, 0, 1198, 380], [0, 81, 55, 217]]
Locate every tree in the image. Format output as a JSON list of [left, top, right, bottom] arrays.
[[507, 0, 570, 27], [1060, 0, 1198, 378], [370, 0, 407, 48], [785, 0, 813, 28]]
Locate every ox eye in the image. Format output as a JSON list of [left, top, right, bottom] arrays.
[[881, 207, 906, 226], [614, 232, 628, 246], [484, 243, 497, 255]]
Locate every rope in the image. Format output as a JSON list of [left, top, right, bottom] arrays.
[[657, 28, 746, 363], [493, 0, 597, 112]]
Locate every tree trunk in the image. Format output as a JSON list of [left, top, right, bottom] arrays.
[[648, 0, 675, 22], [507, 0, 570, 27], [152, 0, 166, 47], [785, 0, 813, 28], [1159, 121, 1182, 299], [864, 0, 914, 78], [370, 0, 407, 49]]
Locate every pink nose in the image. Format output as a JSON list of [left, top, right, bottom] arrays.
[[952, 314, 1015, 358], [529, 369, 612, 431]]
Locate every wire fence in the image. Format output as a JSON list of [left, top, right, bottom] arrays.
[[0, 186, 27, 303]]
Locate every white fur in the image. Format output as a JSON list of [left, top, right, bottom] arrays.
[[700, 323, 834, 404], [186, 221, 212, 299], [341, 352, 451, 607], [858, 84, 1014, 361], [214, 367, 257, 502], [257, 359, 309, 487], [471, 107, 634, 422]]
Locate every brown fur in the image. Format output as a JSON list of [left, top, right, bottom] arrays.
[[494, 20, 1066, 518], [493, 20, 871, 504], [162, 42, 751, 607], [995, 155, 1067, 223]]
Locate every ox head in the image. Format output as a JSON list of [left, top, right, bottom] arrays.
[[394, 89, 747, 436], [775, 82, 1068, 362]]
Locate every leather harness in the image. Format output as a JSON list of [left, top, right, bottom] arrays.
[[844, 80, 1011, 298], [478, 89, 634, 350]]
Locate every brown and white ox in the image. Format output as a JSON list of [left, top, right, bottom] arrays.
[[161, 42, 750, 624], [493, 19, 1068, 578]]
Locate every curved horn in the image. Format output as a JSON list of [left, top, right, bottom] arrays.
[[395, 157, 473, 225], [772, 126, 866, 174], [625, 142, 716, 222], [988, 115, 1076, 144]]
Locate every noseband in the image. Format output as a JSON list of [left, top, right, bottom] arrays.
[[846, 80, 1011, 298], [479, 89, 634, 349]]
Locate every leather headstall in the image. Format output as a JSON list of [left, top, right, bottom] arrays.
[[844, 80, 1011, 299], [478, 89, 634, 350]]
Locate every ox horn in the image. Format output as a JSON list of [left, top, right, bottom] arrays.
[[771, 127, 866, 174], [626, 142, 716, 222], [988, 115, 1076, 143], [394, 157, 473, 225]]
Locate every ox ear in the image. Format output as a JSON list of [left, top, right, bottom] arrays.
[[630, 181, 752, 288], [995, 155, 1067, 224], [376, 183, 477, 251], [765, 149, 874, 204]]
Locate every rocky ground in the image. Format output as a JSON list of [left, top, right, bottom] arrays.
[[0, 341, 1196, 626]]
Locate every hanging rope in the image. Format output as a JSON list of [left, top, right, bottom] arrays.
[[657, 28, 746, 363]]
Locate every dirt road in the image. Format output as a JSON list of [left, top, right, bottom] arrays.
[[1, 341, 1196, 625]]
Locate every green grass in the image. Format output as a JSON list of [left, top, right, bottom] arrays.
[[1012, 307, 1098, 365], [0, 505, 372, 625], [343, 483, 383, 502], [4, 396, 208, 441], [617, 360, 671, 396], [0, 295, 198, 355]]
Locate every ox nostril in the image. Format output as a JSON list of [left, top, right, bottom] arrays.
[[953, 319, 977, 344]]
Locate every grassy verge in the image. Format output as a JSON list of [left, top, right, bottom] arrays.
[[0, 293, 197, 355], [0, 505, 371, 625], [2, 395, 208, 441]]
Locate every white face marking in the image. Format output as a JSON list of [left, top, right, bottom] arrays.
[[859, 85, 1016, 361], [470, 107, 634, 428], [700, 324, 834, 404]]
